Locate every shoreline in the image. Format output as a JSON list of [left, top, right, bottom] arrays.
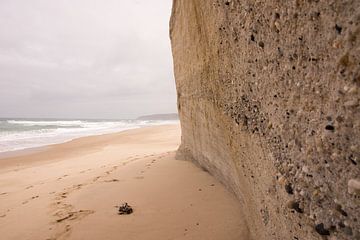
[[0, 123, 179, 160], [0, 124, 250, 240], [0, 124, 178, 169]]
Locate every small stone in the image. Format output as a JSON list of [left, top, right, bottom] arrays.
[[338, 53, 349, 67], [335, 24, 342, 34], [286, 200, 303, 213], [344, 100, 358, 108], [312, 189, 320, 197], [286, 200, 295, 209], [348, 86, 358, 94], [335, 204, 348, 217], [274, 21, 280, 31], [302, 166, 309, 174], [278, 176, 286, 185], [325, 125, 335, 131], [331, 152, 339, 160], [332, 40, 341, 48], [258, 41, 265, 48], [315, 223, 330, 236], [348, 179, 360, 195], [285, 183, 294, 194], [349, 155, 357, 165]]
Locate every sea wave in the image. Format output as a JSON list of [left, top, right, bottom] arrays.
[[0, 119, 178, 153], [6, 119, 85, 126]]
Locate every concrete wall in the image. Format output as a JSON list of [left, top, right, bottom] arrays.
[[170, 1, 360, 239]]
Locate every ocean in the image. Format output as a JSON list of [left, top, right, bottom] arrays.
[[0, 118, 179, 153]]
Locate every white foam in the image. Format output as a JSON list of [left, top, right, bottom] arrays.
[[0, 119, 179, 153]]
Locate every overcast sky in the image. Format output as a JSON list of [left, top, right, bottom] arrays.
[[0, 0, 176, 119]]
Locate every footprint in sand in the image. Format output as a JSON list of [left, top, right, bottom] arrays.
[[49, 184, 96, 239], [0, 214, 6, 218], [25, 186, 33, 190], [22, 195, 39, 204], [72, 184, 83, 190], [55, 210, 95, 223], [56, 185, 83, 198], [56, 192, 68, 200], [57, 174, 69, 180], [52, 209, 95, 240], [104, 179, 120, 183], [92, 176, 101, 182], [0, 192, 8, 196]]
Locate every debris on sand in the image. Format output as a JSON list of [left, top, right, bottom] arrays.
[[118, 203, 133, 215]]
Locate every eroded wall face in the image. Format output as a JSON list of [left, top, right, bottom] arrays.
[[170, 1, 360, 240]]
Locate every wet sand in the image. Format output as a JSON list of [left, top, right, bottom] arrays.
[[0, 124, 250, 240]]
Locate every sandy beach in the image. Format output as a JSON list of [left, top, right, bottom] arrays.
[[0, 124, 250, 240]]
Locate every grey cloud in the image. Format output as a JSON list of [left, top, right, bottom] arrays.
[[0, 0, 176, 119]]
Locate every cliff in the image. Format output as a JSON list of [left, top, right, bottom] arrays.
[[170, 1, 360, 240]]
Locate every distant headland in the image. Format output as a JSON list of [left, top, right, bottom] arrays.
[[136, 113, 179, 120]]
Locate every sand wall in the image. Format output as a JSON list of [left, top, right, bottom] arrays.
[[170, 1, 360, 239]]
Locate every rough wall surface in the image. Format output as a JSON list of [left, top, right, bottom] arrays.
[[170, 1, 360, 240]]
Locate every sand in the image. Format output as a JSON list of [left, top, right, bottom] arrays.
[[0, 124, 250, 240]]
